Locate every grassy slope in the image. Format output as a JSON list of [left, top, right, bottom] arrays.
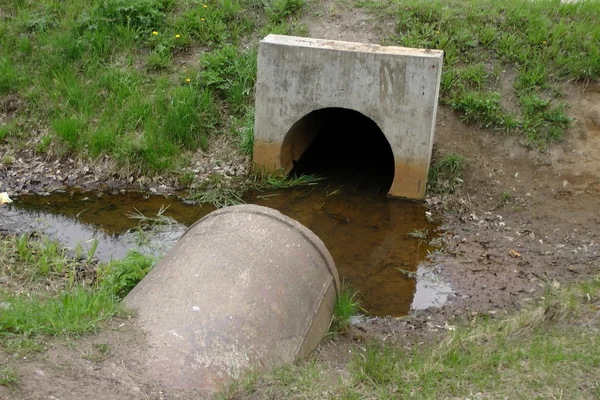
[[0, 0, 305, 178], [357, 0, 600, 149]]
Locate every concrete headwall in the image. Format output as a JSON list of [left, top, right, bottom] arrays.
[[254, 34, 443, 200]]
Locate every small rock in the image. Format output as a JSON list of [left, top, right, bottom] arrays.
[[509, 249, 522, 258]]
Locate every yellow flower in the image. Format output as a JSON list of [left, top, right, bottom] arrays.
[[152, 31, 158, 35], [200, 18, 205, 21], [175, 34, 181, 38], [542, 40, 547, 44], [435, 30, 440, 35], [183, 65, 187, 69], [186, 78, 191, 82], [203, 4, 208, 7]]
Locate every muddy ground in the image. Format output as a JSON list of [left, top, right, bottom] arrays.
[[1, 3, 600, 400]]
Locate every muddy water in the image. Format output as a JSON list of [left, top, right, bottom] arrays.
[[2, 183, 450, 316]]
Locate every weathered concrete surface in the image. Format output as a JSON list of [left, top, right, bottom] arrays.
[[254, 34, 443, 200], [123, 205, 339, 393]]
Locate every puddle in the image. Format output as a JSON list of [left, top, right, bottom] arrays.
[[2, 183, 450, 316]]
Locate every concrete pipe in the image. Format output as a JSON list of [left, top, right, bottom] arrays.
[[124, 204, 339, 393]]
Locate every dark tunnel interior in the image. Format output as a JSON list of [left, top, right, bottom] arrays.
[[288, 108, 395, 194]]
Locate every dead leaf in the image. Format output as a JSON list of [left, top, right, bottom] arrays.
[[509, 249, 521, 258], [552, 279, 560, 290]]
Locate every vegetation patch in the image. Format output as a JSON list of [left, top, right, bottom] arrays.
[[427, 152, 466, 195], [356, 0, 600, 149], [329, 283, 361, 335], [0, 234, 155, 351], [0, 0, 307, 175], [185, 172, 323, 207], [225, 276, 600, 399]]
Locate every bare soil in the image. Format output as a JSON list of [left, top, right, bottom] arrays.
[[1, 3, 600, 399]]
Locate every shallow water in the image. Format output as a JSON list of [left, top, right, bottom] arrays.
[[2, 182, 450, 316]]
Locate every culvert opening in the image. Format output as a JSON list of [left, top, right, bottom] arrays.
[[284, 108, 395, 194]]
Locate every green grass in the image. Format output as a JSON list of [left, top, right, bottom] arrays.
[[0, 235, 155, 344], [0, 286, 122, 337], [0, 0, 306, 175], [356, 0, 600, 149], [427, 152, 466, 195], [0, 363, 19, 387], [225, 276, 600, 399], [98, 251, 156, 299], [329, 283, 361, 334]]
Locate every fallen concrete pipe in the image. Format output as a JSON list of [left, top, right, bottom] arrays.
[[124, 204, 339, 392]]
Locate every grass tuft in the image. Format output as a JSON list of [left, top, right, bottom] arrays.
[[98, 251, 156, 299], [329, 284, 361, 334], [427, 152, 466, 195], [0, 363, 19, 387]]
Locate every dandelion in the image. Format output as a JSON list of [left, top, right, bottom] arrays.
[[203, 4, 208, 7], [175, 34, 181, 39], [200, 18, 205, 21], [542, 40, 547, 44], [435, 30, 440, 35], [186, 78, 191, 82], [152, 30, 158, 36], [183, 65, 187, 69]]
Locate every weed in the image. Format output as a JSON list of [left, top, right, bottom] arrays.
[[186, 174, 246, 208], [99, 251, 155, 299], [352, 344, 399, 386], [98, 0, 167, 31], [52, 117, 85, 152], [0, 235, 154, 349], [199, 45, 257, 115], [0, 0, 293, 176], [84, 343, 112, 362], [9, 234, 78, 282], [256, 173, 323, 189], [147, 50, 171, 70], [1, 155, 15, 165], [329, 284, 361, 334], [407, 228, 428, 239], [0, 59, 20, 94], [35, 135, 53, 154], [427, 152, 466, 195], [0, 123, 15, 142], [231, 106, 255, 155], [499, 191, 512, 203], [0, 363, 19, 387], [265, 0, 306, 23], [178, 171, 195, 187]]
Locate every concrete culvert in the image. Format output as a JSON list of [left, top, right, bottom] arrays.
[[124, 204, 339, 393]]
